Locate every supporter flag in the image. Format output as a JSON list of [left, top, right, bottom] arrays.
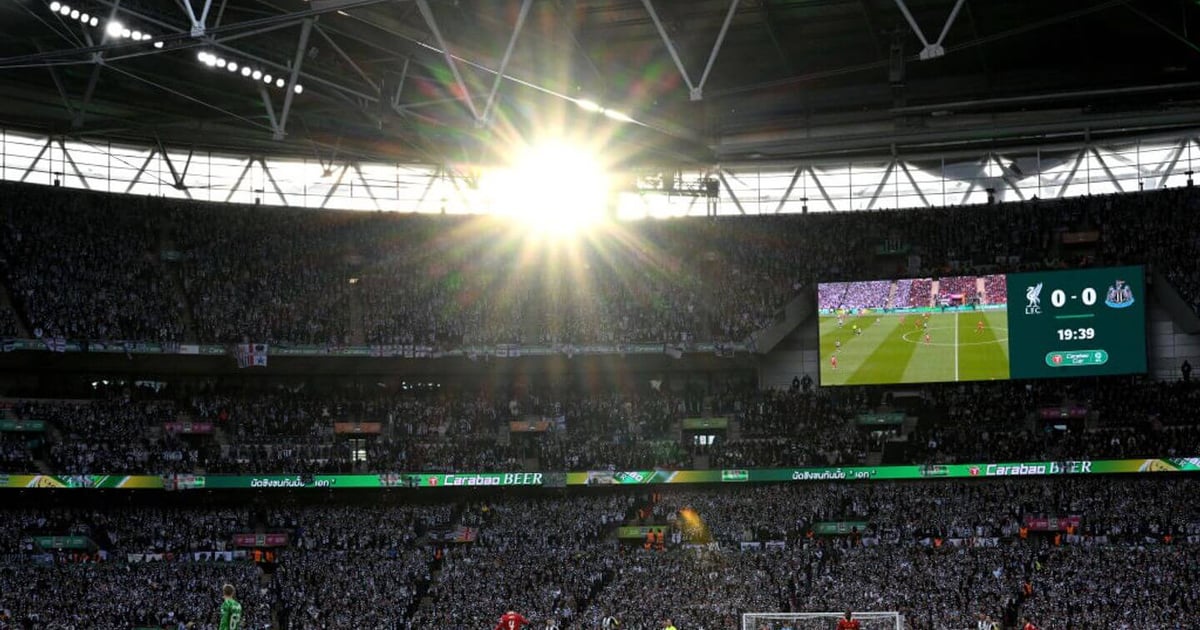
[[1, 338, 14, 353], [663, 344, 683, 360], [234, 343, 268, 368], [43, 336, 66, 353]]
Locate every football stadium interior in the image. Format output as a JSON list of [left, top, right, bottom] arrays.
[[1, 0, 1199, 628]]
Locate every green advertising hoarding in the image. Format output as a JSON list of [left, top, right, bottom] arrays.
[[0, 420, 46, 432], [681, 417, 729, 430], [35, 536, 92, 549], [812, 521, 868, 535], [1, 458, 1197, 490]]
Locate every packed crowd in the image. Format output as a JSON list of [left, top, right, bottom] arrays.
[[905, 279, 932, 307], [984, 274, 1008, 304], [1, 375, 1197, 475], [2, 477, 1198, 629], [3, 181, 1200, 348]]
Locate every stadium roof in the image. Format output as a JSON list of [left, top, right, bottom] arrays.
[[2, 0, 1200, 167]]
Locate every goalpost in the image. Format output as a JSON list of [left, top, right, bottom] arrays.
[[741, 612, 904, 630]]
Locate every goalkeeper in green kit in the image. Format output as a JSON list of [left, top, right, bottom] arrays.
[[219, 583, 243, 630]]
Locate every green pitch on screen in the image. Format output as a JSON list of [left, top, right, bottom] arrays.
[[819, 310, 1010, 385], [1007, 266, 1146, 379]]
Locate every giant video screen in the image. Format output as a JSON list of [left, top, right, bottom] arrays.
[[818, 266, 1146, 385]]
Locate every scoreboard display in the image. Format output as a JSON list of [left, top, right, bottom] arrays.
[[817, 266, 1147, 386], [1007, 266, 1146, 379]]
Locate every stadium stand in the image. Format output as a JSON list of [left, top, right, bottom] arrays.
[[1, 478, 1197, 629], [4, 183, 1200, 348]]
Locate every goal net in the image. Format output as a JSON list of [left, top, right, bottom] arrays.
[[742, 612, 903, 630]]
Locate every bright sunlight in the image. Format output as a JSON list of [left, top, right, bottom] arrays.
[[481, 141, 611, 237]]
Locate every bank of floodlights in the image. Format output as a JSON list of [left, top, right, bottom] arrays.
[[49, 2, 165, 48], [195, 51, 304, 94]]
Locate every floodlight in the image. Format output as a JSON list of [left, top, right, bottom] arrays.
[[227, 61, 238, 72], [215, 57, 226, 68], [59, 4, 71, 15], [241, 67, 251, 77], [252, 70, 262, 80], [603, 109, 635, 123], [79, 12, 89, 22], [575, 99, 602, 112], [153, 41, 163, 48], [275, 78, 285, 88], [131, 30, 141, 40], [120, 28, 131, 38], [50, 2, 62, 12], [89, 16, 98, 26], [70, 10, 79, 19], [263, 74, 273, 84], [293, 84, 303, 94], [105, 20, 123, 37]]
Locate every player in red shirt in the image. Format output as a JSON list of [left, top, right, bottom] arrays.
[[976, 319, 985, 334], [1021, 617, 1038, 630], [836, 611, 861, 630], [496, 611, 530, 630], [924, 333, 931, 345], [830, 355, 838, 370]]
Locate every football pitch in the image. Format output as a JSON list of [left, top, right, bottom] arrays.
[[819, 311, 1010, 385]]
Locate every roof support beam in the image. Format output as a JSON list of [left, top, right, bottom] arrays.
[[893, 0, 966, 60], [259, 158, 288, 205], [988, 154, 1025, 202], [642, 0, 741, 101], [224, 158, 253, 203], [275, 18, 314, 140], [123, 149, 156, 193], [866, 160, 896, 209], [479, 0, 533, 127], [807, 167, 836, 212], [1091, 147, 1124, 193], [177, 0, 213, 37], [314, 25, 378, 92], [718, 170, 746, 214], [58, 140, 90, 190], [1058, 150, 1086, 198], [259, 84, 282, 138], [758, 0, 796, 74], [416, 0, 481, 122], [898, 160, 931, 206], [774, 166, 802, 214], [19, 138, 53, 183], [1158, 139, 1187, 189]]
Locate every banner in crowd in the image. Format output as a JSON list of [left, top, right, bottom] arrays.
[[233, 343, 268, 368], [163, 421, 214, 434], [617, 526, 668, 539], [333, 422, 382, 434], [1038, 407, 1089, 419], [509, 417, 565, 433], [812, 521, 868, 535], [0, 419, 45, 432], [35, 536, 92, 549], [3, 458, 1199, 490], [855, 413, 905, 426], [430, 525, 477, 543], [1023, 515, 1082, 531], [232, 532, 289, 547], [681, 417, 728, 430]]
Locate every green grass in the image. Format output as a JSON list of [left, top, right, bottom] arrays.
[[819, 310, 1010, 385]]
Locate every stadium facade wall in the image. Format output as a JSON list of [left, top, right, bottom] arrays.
[[757, 316, 820, 389], [1148, 300, 1200, 381]]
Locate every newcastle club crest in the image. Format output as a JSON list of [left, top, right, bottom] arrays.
[[1104, 279, 1135, 309]]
